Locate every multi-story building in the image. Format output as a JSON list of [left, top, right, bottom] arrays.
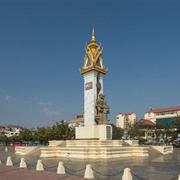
[[116, 112, 136, 129], [144, 106, 180, 126], [0, 125, 23, 137], [69, 113, 84, 127]]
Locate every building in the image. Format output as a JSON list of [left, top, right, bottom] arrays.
[[144, 106, 180, 126], [116, 112, 136, 129], [69, 113, 84, 127], [0, 125, 23, 137], [137, 119, 156, 140]]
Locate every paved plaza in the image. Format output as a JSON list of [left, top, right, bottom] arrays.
[[0, 165, 85, 180], [0, 146, 180, 180]]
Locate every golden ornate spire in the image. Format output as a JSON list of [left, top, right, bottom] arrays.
[[91, 26, 96, 43], [80, 27, 108, 75]]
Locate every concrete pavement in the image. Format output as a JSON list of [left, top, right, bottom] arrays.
[[0, 164, 85, 180]]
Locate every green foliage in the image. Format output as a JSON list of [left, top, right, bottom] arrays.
[[34, 126, 53, 143], [155, 122, 172, 139], [171, 116, 180, 138], [0, 135, 10, 146], [51, 120, 75, 140], [0, 120, 75, 145], [110, 123, 124, 140], [172, 116, 180, 129], [19, 128, 35, 141], [128, 122, 144, 139]]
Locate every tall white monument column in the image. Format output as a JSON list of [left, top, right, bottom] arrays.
[[76, 27, 112, 140], [83, 71, 104, 126]]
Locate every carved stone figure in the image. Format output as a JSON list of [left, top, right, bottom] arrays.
[[95, 93, 109, 125]]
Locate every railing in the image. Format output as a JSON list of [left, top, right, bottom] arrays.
[[0, 156, 180, 179]]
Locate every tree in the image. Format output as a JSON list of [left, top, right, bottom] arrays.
[[110, 123, 124, 140], [172, 116, 180, 139], [155, 122, 172, 141], [0, 135, 10, 146], [128, 122, 143, 139], [34, 126, 53, 144], [51, 120, 75, 140], [172, 116, 180, 130], [19, 128, 35, 141]]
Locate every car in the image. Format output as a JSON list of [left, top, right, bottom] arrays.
[[172, 141, 180, 148], [13, 142, 22, 146]]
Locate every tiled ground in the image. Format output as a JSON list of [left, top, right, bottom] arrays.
[[0, 146, 180, 180]]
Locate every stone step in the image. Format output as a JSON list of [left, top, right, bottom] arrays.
[[27, 146, 41, 156]]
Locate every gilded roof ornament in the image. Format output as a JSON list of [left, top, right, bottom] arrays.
[[91, 26, 96, 43], [80, 27, 108, 75]]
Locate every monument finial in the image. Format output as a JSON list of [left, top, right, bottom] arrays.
[[91, 25, 96, 43]]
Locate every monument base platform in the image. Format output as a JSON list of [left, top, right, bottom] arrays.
[[75, 125, 112, 140], [40, 140, 150, 159], [66, 140, 123, 146]]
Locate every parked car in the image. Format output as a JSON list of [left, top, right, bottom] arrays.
[[172, 141, 180, 148], [13, 142, 22, 147]]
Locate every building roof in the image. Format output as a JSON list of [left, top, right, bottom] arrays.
[[138, 119, 156, 126], [119, 112, 134, 116], [0, 125, 22, 128], [6, 125, 23, 128], [69, 119, 84, 123], [148, 106, 180, 113]]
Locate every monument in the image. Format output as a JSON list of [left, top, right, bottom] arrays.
[[39, 27, 151, 159], [76, 27, 112, 140]]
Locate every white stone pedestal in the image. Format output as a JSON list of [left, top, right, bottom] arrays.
[[75, 125, 112, 140]]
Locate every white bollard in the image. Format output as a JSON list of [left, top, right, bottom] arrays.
[[84, 164, 94, 179], [5, 147, 8, 152], [178, 174, 180, 180], [122, 168, 133, 180], [0, 160, 1, 164], [20, 158, 27, 168], [6, 156, 13, 166], [36, 159, 44, 171], [57, 161, 65, 174]]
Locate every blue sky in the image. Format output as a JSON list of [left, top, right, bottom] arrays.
[[0, 0, 180, 128]]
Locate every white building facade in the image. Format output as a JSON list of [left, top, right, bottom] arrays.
[[116, 112, 137, 129], [144, 106, 180, 123], [0, 125, 22, 137]]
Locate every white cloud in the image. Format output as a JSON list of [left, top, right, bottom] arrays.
[[43, 108, 49, 112], [43, 107, 62, 117], [5, 95, 16, 102], [6, 96, 10, 101]]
